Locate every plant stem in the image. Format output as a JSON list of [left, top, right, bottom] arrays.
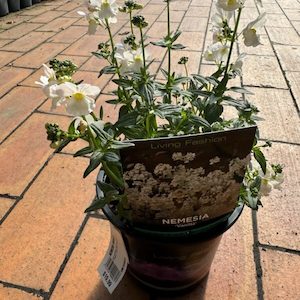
[[83, 116, 98, 150], [102, 161, 124, 188], [105, 18, 119, 71], [139, 26, 146, 69], [129, 10, 134, 35], [90, 112, 98, 121], [167, 0, 172, 103], [224, 8, 242, 75]]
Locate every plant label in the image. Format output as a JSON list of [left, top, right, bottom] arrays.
[[98, 224, 129, 294]]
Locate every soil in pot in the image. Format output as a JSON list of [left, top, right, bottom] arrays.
[[0, 0, 9, 17], [102, 203, 243, 292], [20, 0, 32, 8], [8, 0, 20, 12]]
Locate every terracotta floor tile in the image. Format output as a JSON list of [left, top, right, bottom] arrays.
[[0, 197, 14, 220], [243, 55, 288, 89], [0, 113, 72, 196], [19, 5, 57, 16], [261, 249, 300, 300], [0, 86, 46, 142], [36, 17, 78, 33], [274, 45, 300, 71], [0, 50, 22, 67], [28, 10, 66, 23], [0, 39, 14, 48], [48, 25, 87, 44], [0, 23, 40, 39], [1, 31, 55, 52], [51, 218, 151, 299], [0, 67, 33, 98], [246, 88, 300, 144], [180, 17, 208, 32], [62, 34, 108, 56], [0, 15, 33, 31], [177, 31, 206, 52], [267, 27, 300, 46], [0, 154, 96, 290], [0, 285, 40, 300], [285, 71, 300, 108], [13, 42, 69, 68], [56, 0, 84, 11], [257, 144, 300, 250]]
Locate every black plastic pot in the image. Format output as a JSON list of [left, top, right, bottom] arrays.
[[8, 0, 20, 12], [20, 0, 32, 8], [97, 171, 244, 292], [0, 0, 9, 17], [103, 204, 243, 292], [32, 0, 41, 4]]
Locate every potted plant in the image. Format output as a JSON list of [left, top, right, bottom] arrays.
[[0, 0, 9, 17], [20, 0, 32, 9], [7, 0, 20, 12], [36, 0, 284, 293]]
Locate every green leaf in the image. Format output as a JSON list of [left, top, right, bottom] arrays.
[[229, 86, 254, 95], [189, 115, 211, 129], [150, 40, 167, 48], [253, 148, 267, 174], [85, 196, 107, 212], [96, 181, 117, 194], [99, 65, 116, 77], [55, 138, 71, 152], [74, 146, 93, 157], [102, 151, 120, 162], [171, 43, 186, 50], [83, 151, 103, 178], [110, 140, 135, 149], [106, 99, 120, 105], [112, 78, 133, 88]]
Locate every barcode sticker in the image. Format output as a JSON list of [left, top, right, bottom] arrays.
[[98, 224, 129, 294]]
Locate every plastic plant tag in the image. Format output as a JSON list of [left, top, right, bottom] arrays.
[[120, 126, 257, 228], [98, 224, 129, 294]]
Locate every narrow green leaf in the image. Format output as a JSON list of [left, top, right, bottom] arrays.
[[253, 148, 267, 174], [74, 146, 93, 157], [85, 196, 107, 212]]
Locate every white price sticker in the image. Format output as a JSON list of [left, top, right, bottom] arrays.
[[98, 224, 129, 294]]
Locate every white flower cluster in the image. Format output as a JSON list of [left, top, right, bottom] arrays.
[[249, 159, 284, 196], [115, 42, 150, 75], [35, 65, 100, 116], [123, 156, 250, 223], [78, 0, 118, 34], [204, 0, 267, 75]]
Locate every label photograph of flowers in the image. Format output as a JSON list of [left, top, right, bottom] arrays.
[[36, 0, 284, 224]]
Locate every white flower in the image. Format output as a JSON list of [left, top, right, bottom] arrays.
[[217, 0, 244, 11], [35, 64, 61, 109], [242, 12, 266, 47], [98, 0, 118, 23], [55, 82, 100, 116], [250, 159, 284, 196], [231, 53, 246, 76], [211, 6, 234, 28], [78, 11, 100, 34], [203, 42, 229, 64], [115, 46, 150, 75]]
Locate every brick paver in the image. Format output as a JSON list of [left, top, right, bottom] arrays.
[[0, 0, 299, 299]]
